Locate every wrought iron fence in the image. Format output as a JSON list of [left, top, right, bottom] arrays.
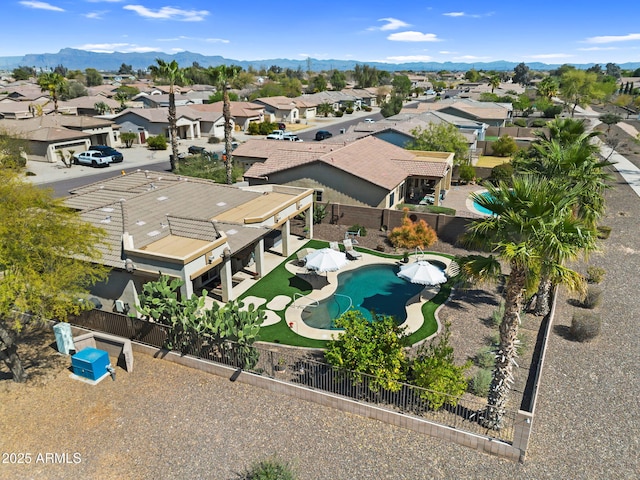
[[69, 310, 515, 442]]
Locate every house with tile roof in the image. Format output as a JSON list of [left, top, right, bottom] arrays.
[[64, 170, 314, 307], [402, 98, 512, 127], [239, 136, 453, 208], [111, 106, 206, 144], [191, 101, 263, 132], [253, 96, 301, 123]]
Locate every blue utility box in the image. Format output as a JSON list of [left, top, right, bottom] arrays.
[[71, 347, 110, 381]]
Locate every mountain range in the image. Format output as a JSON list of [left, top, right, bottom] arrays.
[[1, 48, 639, 73]]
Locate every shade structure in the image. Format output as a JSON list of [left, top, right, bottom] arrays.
[[397, 260, 447, 286], [304, 248, 349, 273]]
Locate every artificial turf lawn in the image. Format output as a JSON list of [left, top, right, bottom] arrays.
[[240, 239, 451, 348]]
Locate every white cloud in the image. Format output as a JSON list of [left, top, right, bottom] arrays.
[[85, 11, 106, 19], [439, 51, 458, 54], [75, 43, 158, 53], [85, 0, 123, 3], [578, 46, 617, 51], [453, 55, 491, 61], [584, 33, 640, 44], [123, 5, 209, 22], [369, 18, 410, 31], [443, 12, 465, 17], [19, 1, 64, 11], [388, 31, 442, 42], [386, 55, 433, 63]]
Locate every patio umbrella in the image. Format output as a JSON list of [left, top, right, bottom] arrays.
[[397, 260, 447, 286], [304, 248, 349, 273]]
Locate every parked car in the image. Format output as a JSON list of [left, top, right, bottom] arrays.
[[188, 145, 207, 155], [364, 118, 375, 123], [283, 133, 303, 142], [315, 130, 333, 141], [266, 130, 286, 140], [89, 145, 123, 163], [277, 122, 286, 130], [222, 142, 240, 154], [73, 150, 112, 167]]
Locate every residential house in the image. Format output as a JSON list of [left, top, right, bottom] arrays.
[[253, 96, 300, 123], [401, 98, 512, 127], [190, 101, 261, 132], [132, 93, 201, 109], [111, 106, 203, 144], [64, 170, 314, 305], [240, 136, 453, 208], [63, 95, 121, 116]]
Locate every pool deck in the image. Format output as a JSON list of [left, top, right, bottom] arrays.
[[282, 250, 454, 341]]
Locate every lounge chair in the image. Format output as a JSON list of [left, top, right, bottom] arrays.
[[343, 238, 362, 260], [329, 241, 340, 251]]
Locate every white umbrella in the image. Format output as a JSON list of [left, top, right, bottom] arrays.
[[397, 260, 447, 286], [304, 248, 349, 273]]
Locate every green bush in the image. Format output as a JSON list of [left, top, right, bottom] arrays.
[[513, 118, 527, 127], [490, 300, 505, 327], [348, 224, 367, 237], [490, 163, 514, 184], [146, 135, 167, 150], [363, 105, 372, 112], [239, 457, 296, 480], [543, 105, 563, 118], [422, 205, 456, 215], [345, 108, 354, 114], [531, 119, 548, 127], [469, 368, 493, 397], [247, 122, 261, 135], [582, 285, 602, 309], [491, 135, 518, 157], [208, 136, 221, 144], [570, 312, 601, 342], [475, 346, 496, 369], [458, 164, 476, 183], [586, 266, 606, 284], [334, 110, 344, 117]]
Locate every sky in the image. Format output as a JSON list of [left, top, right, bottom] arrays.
[[4, 0, 640, 66]]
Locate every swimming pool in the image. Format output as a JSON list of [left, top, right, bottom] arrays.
[[471, 191, 497, 216], [301, 262, 445, 330]]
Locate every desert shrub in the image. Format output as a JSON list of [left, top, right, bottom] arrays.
[[469, 368, 493, 397], [475, 346, 496, 369], [597, 225, 611, 239], [490, 163, 514, 184], [513, 118, 527, 127], [388, 208, 438, 249], [334, 110, 344, 117], [247, 122, 260, 135], [490, 300, 505, 327], [458, 164, 476, 183], [582, 285, 602, 309], [570, 312, 601, 342], [363, 105, 372, 112], [239, 456, 296, 480], [146, 135, 167, 150], [345, 108, 354, 114], [348, 224, 367, 237], [531, 119, 548, 127], [491, 135, 518, 157], [120, 131, 136, 147], [543, 105, 563, 118], [208, 136, 221, 144], [586, 266, 606, 284]]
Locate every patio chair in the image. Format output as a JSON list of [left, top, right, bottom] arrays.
[[329, 241, 340, 251], [343, 238, 362, 260]]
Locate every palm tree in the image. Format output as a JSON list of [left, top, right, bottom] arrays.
[[37, 72, 67, 113], [536, 76, 559, 101], [149, 59, 186, 171], [460, 176, 594, 428], [207, 65, 242, 184], [317, 102, 334, 118], [489, 75, 500, 93]]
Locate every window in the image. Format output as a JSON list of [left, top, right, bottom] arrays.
[[315, 190, 323, 202], [389, 192, 395, 207]]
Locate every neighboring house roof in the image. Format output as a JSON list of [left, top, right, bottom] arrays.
[[243, 136, 428, 190], [1, 115, 114, 139], [191, 101, 262, 119], [62, 95, 120, 111], [87, 85, 120, 97], [113, 107, 200, 124], [300, 91, 359, 106], [254, 96, 299, 112], [403, 99, 512, 120]]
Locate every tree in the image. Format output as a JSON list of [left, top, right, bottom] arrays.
[[392, 74, 412, 98], [513, 62, 530, 86], [118, 63, 133, 75], [317, 102, 334, 117], [310, 74, 327, 92], [407, 123, 469, 164], [410, 322, 470, 410], [559, 70, 598, 117], [53, 64, 67, 77], [12, 65, 34, 81], [120, 132, 137, 147], [489, 75, 501, 93], [329, 69, 346, 91], [599, 113, 622, 134], [149, 59, 187, 171], [388, 208, 438, 249], [94, 101, 111, 115], [536, 76, 559, 100], [465, 69, 480, 83], [0, 170, 109, 382], [61, 80, 87, 100], [324, 311, 408, 393], [37, 72, 67, 113], [380, 94, 403, 117], [207, 65, 243, 184], [0, 128, 29, 169], [84, 68, 103, 87], [460, 176, 593, 427], [491, 135, 518, 157], [605, 62, 621, 79]]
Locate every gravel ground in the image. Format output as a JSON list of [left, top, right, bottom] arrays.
[[1, 122, 639, 479]]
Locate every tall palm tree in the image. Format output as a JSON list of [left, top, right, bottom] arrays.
[[149, 59, 186, 171], [489, 75, 500, 93], [460, 176, 594, 428], [37, 72, 67, 114], [207, 65, 242, 185]]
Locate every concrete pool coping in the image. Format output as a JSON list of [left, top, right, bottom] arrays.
[[283, 251, 454, 341], [465, 188, 492, 217]]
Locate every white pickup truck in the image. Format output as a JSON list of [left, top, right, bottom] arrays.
[[266, 129, 287, 140]]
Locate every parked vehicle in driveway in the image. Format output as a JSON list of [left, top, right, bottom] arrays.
[[266, 129, 287, 140], [73, 150, 112, 167], [315, 130, 333, 141], [188, 145, 207, 155], [283, 133, 303, 142], [89, 145, 123, 163], [364, 118, 375, 123]]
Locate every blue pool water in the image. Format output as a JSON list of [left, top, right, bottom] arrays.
[[301, 263, 445, 330], [472, 191, 497, 215]]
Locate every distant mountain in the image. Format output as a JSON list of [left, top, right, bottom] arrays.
[[1, 48, 639, 73]]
